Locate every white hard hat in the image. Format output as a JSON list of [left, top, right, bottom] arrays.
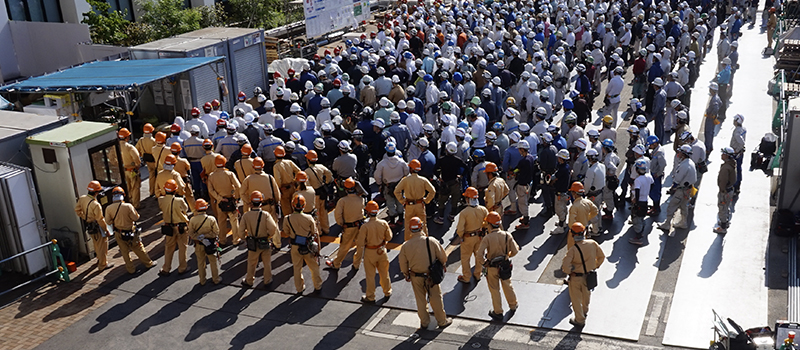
[[574, 138, 588, 149], [517, 140, 530, 150], [290, 103, 302, 112], [653, 78, 664, 87], [455, 128, 466, 138], [190, 125, 200, 133], [418, 137, 429, 147], [557, 149, 570, 160], [321, 121, 334, 132], [445, 141, 458, 154], [586, 148, 599, 157], [379, 97, 390, 107], [371, 119, 385, 128], [264, 100, 274, 109]]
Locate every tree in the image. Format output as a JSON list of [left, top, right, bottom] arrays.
[[225, 0, 303, 29], [136, 0, 203, 40], [81, 0, 132, 46]]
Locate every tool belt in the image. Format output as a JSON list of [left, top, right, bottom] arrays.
[[142, 153, 155, 163], [405, 199, 424, 205], [366, 242, 386, 250], [608, 93, 620, 98], [161, 222, 187, 236], [280, 183, 294, 190], [464, 229, 485, 237], [573, 272, 585, 276], [245, 236, 272, 251], [125, 167, 138, 172], [219, 197, 237, 212], [343, 219, 364, 228], [410, 271, 429, 277], [116, 227, 137, 241]]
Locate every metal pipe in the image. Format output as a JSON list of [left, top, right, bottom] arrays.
[[0, 269, 59, 298], [0, 240, 54, 265]]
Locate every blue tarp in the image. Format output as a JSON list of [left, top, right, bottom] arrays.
[[0, 57, 224, 92]]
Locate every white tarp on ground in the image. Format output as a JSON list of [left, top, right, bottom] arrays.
[[267, 58, 309, 78]]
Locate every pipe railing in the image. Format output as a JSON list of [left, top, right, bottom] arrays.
[[0, 239, 70, 298]]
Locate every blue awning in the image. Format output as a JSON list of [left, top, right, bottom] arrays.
[[0, 57, 224, 93]]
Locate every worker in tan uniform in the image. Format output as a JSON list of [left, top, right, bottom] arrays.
[[456, 187, 489, 283], [356, 201, 392, 303], [155, 155, 187, 197], [399, 217, 452, 329], [305, 150, 334, 234], [74, 181, 112, 271], [207, 154, 241, 246], [240, 157, 281, 217], [394, 159, 436, 240], [484, 162, 509, 213], [326, 178, 365, 270], [478, 211, 520, 319], [284, 194, 323, 294], [135, 123, 157, 197], [105, 186, 154, 274], [151, 132, 170, 174], [157, 179, 189, 276], [169, 142, 196, 214], [199, 138, 218, 202], [293, 171, 316, 214], [561, 222, 605, 327], [118, 128, 142, 208], [566, 182, 598, 249], [273, 146, 301, 216], [240, 191, 281, 287], [233, 144, 256, 184], [188, 199, 221, 285]]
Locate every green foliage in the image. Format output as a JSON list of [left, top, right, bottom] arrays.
[[136, 0, 202, 39], [81, 0, 131, 45], [225, 0, 303, 29], [82, 0, 298, 48]]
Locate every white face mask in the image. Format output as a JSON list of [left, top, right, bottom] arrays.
[[468, 198, 479, 206], [163, 164, 175, 171], [113, 194, 124, 202], [573, 235, 585, 242]]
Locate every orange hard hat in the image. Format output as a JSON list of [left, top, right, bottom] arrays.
[[241, 144, 253, 155], [164, 179, 178, 193], [215, 154, 226, 167], [570, 222, 586, 234], [164, 154, 177, 165], [250, 190, 264, 203], [485, 211, 502, 226], [295, 171, 308, 182], [170, 142, 182, 153], [143, 123, 155, 133], [292, 193, 306, 210], [305, 150, 318, 162], [366, 201, 380, 215], [195, 198, 209, 211], [112, 186, 125, 195], [463, 186, 479, 199], [569, 181, 585, 193], [274, 145, 286, 157], [87, 180, 102, 192], [202, 138, 213, 147], [252, 157, 264, 170], [118, 128, 131, 139], [409, 217, 423, 232], [344, 177, 356, 189], [170, 123, 181, 133], [484, 162, 499, 173], [155, 132, 167, 144], [408, 159, 421, 172]]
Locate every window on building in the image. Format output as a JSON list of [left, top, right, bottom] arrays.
[[105, 0, 134, 21], [5, 0, 63, 22]]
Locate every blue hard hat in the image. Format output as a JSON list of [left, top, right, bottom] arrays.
[[562, 99, 574, 109], [495, 40, 502, 48], [453, 72, 463, 82], [602, 138, 614, 148], [473, 149, 485, 158], [350, 47, 358, 54], [404, 51, 413, 59], [423, 74, 433, 82], [345, 39, 353, 46], [447, 40, 455, 46], [646, 135, 660, 146], [493, 122, 504, 131], [434, 51, 441, 58], [458, 121, 469, 129], [385, 142, 397, 153], [220, 111, 230, 120]]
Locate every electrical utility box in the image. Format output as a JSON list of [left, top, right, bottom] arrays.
[[26, 121, 124, 262], [130, 37, 231, 116], [177, 27, 269, 101]]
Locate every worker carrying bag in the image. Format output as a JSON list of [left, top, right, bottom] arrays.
[[426, 237, 445, 284]]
